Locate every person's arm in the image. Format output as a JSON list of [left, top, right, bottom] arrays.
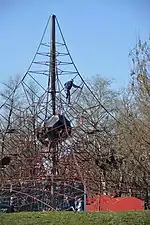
[[72, 83, 80, 88]]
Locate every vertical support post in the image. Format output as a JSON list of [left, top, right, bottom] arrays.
[[50, 145, 57, 209], [98, 173, 102, 211], [50, 14, 56, 116], [50, 15, 57, 209], [84, 183, 87, 212]]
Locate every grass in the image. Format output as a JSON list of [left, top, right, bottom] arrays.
[[0, 211, 150, 225]]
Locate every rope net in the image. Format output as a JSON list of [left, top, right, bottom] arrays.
[[0, 15, 127, 211]]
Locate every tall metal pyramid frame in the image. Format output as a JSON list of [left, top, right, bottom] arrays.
[[0, 15, 109, 210]]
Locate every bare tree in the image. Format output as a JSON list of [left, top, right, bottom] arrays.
[[114, 38, 150, 203]]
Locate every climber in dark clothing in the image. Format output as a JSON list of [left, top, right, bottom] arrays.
[[64, 79, 80, 104]]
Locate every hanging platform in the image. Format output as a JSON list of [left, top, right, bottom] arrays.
[[37, 114, 71, 146]]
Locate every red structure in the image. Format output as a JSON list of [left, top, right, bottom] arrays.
[[87, 195, 144, 212]]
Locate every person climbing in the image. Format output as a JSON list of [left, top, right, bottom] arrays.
[[64, 79, 81, 104]]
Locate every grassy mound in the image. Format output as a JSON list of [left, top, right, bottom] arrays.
[[1, 211, 150, 225]]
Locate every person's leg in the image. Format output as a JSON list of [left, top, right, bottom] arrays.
[[68, 90, 71, 104], [66, 89, 71, 104], [66, 90, 69, 100]]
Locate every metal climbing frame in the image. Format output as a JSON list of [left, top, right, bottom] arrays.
[[0, 15, 113, 211]]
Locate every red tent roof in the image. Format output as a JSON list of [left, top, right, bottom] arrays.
[[86, 195, 144, 212]]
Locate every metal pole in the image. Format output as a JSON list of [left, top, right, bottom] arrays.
[[50, 14, 56, 116], [84, 183, 87, 212], [50, 14, 57, 209], [51, 145, 57, 209]]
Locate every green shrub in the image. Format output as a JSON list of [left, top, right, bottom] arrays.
[[0, 211, 150, 225]]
